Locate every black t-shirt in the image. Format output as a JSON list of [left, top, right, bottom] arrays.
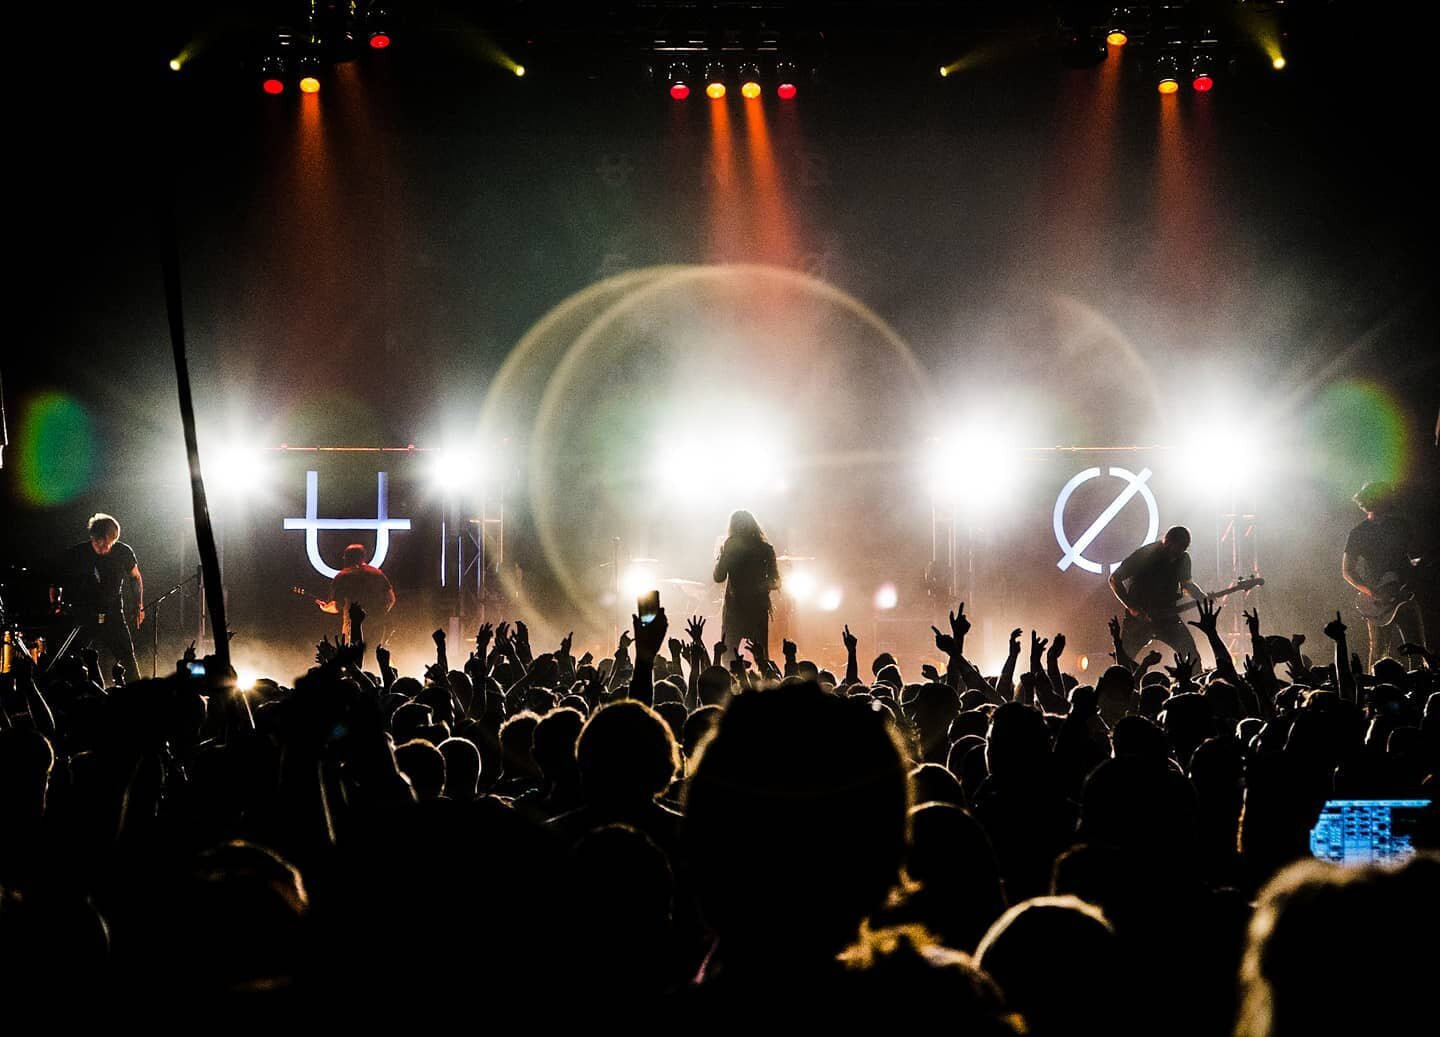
[[1112, 541, 1191, 612], [1344, 516, 1415, 584], [713, 537, 779, 609], [56, 541, 137, 611]]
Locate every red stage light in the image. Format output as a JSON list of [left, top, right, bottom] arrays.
[[262, 78, 285, 95], [369, 33, 391, 50], [670, 82, 690, 100], [777, 82, 797, 100], [1192, 74, 1214, 92]]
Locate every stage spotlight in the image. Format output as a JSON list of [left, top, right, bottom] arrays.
[[738, 62, 762, 98], [259, 55, 286, 94], [705, 61, 726, 99], [1080, 654, 1090, 672], [1272, 56, 1286, 71], [513, 65, 525, 77], [926, 418, 1025, 520], [775, 60, 798, 98], [211, 445, 270, 494], [367, 5, 392, 50], [818, 587, 843, 613], [785, 568, 817, 605], [1107, 31, 1128, 46], [666, 61, 692, 99], [1155, 53, 1180, 94], [169, 58, 182, 72], [938, 65, 949, 77], [428, 449, 483, 495], [621, 561, 660, 601], [874, 584, 899, 611], [296, 53, 322, 94]]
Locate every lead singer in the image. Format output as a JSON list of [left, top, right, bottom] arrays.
[[712, 509, 780, 663]]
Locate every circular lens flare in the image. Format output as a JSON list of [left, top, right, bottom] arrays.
[[706, 82, 726, 99], [1192, 74, 1214, 92], [369, 33, 391, 49], [1107, 31, 1128, 46], [1157, 78, 1179, 94], [670, 82, 690, 100], [262, 78, 285, 95], [299, 76, 321, 94], [776, 82, 797, 100], [741, 80, 761, 99]]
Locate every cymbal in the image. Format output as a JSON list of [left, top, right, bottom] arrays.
[[776, 554, 815, 562]]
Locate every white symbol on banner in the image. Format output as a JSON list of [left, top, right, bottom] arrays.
[[283, 470, 412, 579], [1053, 466, 1160, 574]]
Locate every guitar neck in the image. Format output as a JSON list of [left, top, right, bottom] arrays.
[[1166, 582, 1258, 616]]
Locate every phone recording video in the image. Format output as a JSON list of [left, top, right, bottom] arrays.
[[637, 589, 660, 625]]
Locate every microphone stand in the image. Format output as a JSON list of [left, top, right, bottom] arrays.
[[151, 565, 202, 678]]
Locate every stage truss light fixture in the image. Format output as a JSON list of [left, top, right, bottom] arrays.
[[259, 55, 286, 94], [1272, 56, 1286, 70], [738, 61, 762, 98], [1191, 55, 1215, 92], [297, 52, 322, 94], [1106, 30, 1128, 46], [705, 60, 727, 99], [775, 60, 798, 98], [367, 3, 392, 49], [1154, 52, 1180, 94], [666, 60, 692, 99]]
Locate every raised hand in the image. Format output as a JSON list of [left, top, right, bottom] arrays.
[[1188, 596, 1221, 636], [616, 628, 634, 656], [782, 638, 798, 657], [950, 604, 972, 641], [920, 663, 942, 683], [713, 640, 727, 663], [112, 662, 127, 685], [375, 644, 392, 671], [740, 638, 757, 661], [315, 636, 337, 664], [1029, 631, 1048, 670], [432, 628, 446, 648], [514, 620, 531, 647], [1046, 632, 1066, 661], [1008, 628, 1023, 657], [1323, 611, 1347, 642], [931, 624, 957, 657], [1243, 609, 1261, 639], [686, 615, 706, 643], [183, 640, 197, 663], [559, 631, 574, 658], [842, 625, 858, 652], [1139, 648, 1163, 671], [1242, 654, 1266, 684], [1165, 652, 1196, 686], [1108, 616, 1123, 644], [476, 621, 494, 652], [632, 608, 669, 662]]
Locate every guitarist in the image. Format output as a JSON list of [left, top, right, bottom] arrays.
[[1342, 481, 1425, 667], [1108, 525, 1211, 663], [49, 512, 143, 681], [312, 543, 395, 643]]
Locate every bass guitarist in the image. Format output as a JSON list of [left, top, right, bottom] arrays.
[[1108, 525, 1211, 663], [1343, 481, 1426, 667]]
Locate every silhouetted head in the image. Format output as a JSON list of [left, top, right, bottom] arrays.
[[1351, 480, 1395, 516], [437, 736, 481, 800], [976, 896, 1119, 1036], [576, 700, 680, 806], [87, 512, 120, 553], [684, 682, 909, 965], [1161, 525, 1191, 556], [1238, 855, 1440, 1037], [342, 543, 368, 567], [727, 509, 767, 542], [986, 702, 1050, 780], [532, 707, 584, 785], [394, 738, 446, 800]]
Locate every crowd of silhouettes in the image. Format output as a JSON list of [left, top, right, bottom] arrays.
[[1, 592, 1437, 1030]]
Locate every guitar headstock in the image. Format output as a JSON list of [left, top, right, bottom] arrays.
[[291, 585, 307, 597]]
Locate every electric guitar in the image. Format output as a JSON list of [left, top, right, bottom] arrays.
[[1354, 571, 1418, 625], [1127, 576, 1266, 625]]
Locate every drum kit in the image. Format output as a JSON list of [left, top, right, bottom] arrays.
[[0, 564, 49, 674]]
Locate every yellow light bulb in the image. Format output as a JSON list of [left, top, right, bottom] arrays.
[[706, 82, 726, 99]]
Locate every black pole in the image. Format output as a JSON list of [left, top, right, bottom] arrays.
[[155, 102, 230, 675]]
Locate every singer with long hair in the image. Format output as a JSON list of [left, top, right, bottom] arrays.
[[713, 509, 780, 661]]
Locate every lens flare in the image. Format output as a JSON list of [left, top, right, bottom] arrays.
[[17, 392, 94, 506]]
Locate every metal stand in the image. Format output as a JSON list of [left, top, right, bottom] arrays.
[[1216, 490, 1260, 660], [151, 566, 202, 677]]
